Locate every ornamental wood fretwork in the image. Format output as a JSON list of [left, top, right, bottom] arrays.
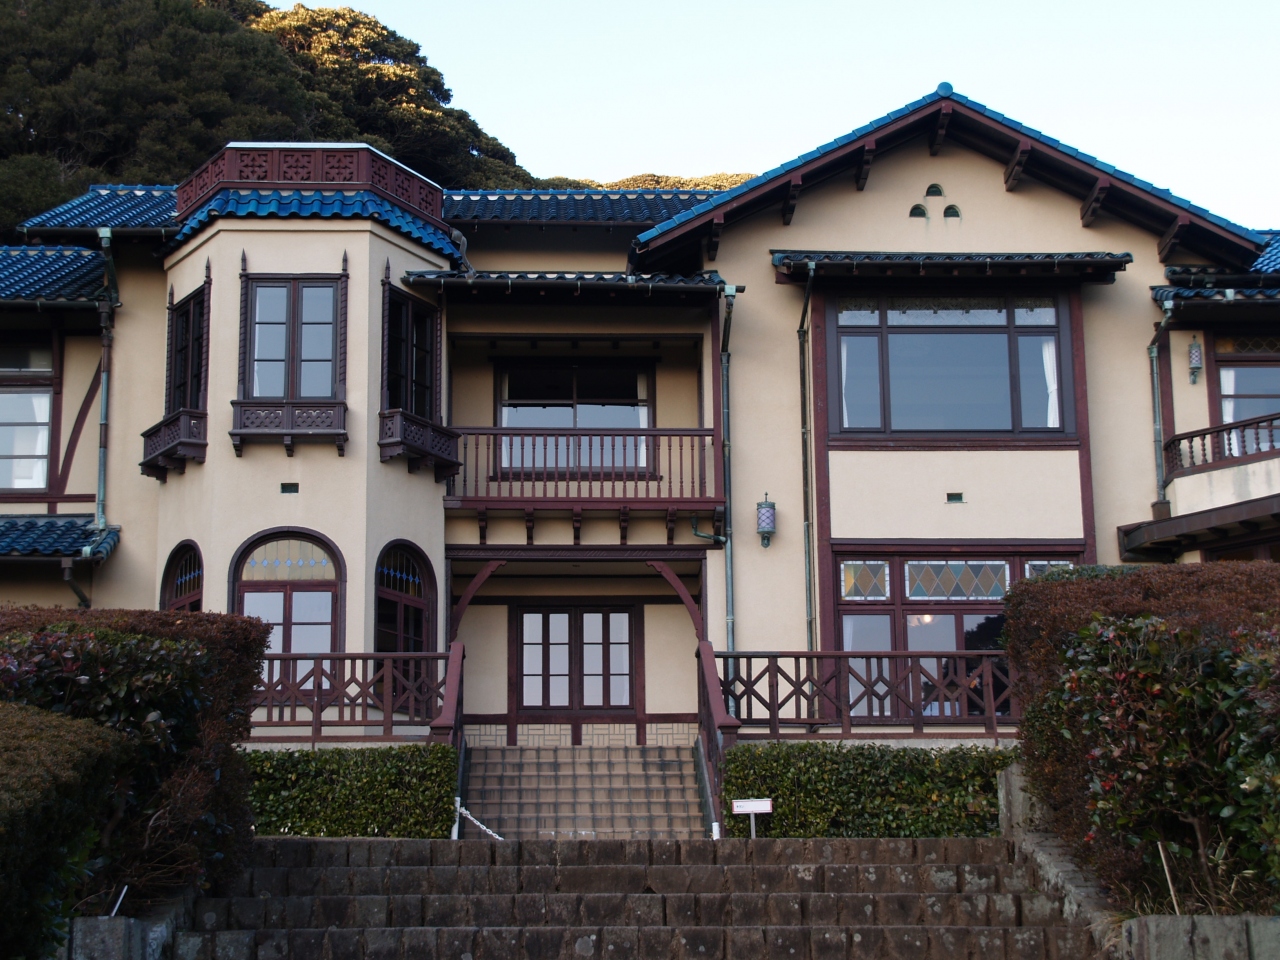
[[322, 152, 357, 182], [280, 152, 314, 182]]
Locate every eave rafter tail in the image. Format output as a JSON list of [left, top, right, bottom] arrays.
[[855, 140, 876, 191], [707, 215, 724, 261], [1080, 177, 1111, 227], [781, 175, 803, 225], [1159, 215, 1192, 263], [1004, 139, 1032, 191], [929, 104, 952, 155]]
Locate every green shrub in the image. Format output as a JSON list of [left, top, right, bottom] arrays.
[[720, 742, 1013, 839], [0, 608, 270, 912], [246, 744, 459, 838], [0, 702, 125, 960], [1004, 563, 1280, 914]]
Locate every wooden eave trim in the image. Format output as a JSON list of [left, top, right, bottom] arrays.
[[1119, 492, 1280, 558], [634, 99, 1262, 269]]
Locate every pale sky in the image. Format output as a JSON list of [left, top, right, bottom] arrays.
[[287, 0, 1280, 230]]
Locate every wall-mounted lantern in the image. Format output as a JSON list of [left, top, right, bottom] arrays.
[[756, 494, 776, 548], [1189, 336, 1203, 385]]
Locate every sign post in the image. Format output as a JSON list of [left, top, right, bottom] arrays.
[[731, 797, 773, 839]]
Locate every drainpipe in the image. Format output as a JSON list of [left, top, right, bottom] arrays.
[[796, 261, 817, 651], [1148, 302, 1174, 515], [93, 228, 118, 532]]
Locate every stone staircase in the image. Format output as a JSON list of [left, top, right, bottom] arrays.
[[177, 837, 1099, 959], [461, 745, 705, 840]]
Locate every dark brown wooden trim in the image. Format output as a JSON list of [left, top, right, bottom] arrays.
[[201, 260, 212, 409], [238, 252, 248, 400], [1157, 325, 1176, 439], [380, 260, 391, 409], [1120, 492, 1280, 560], [446, 544, 708, 562], [810, 290, 838, 652], [54, 360, 101, 496], [646, 559, 704, 641], [0, 493, 95, 505], [462, 712, 695, 725], [375, 538, 439, 652], [338, 253, 349, 402], [225, 525, 347, 651], [826, 438, 1081, 451], [450, 559, 506, 643], [929, 104, 952, 155], [164, 285, 175, 414], [1206, 328, 1223, 427], [1068, 287, 1097, 563], [831, 538, 1085, 552], [466, 595, 689, 606]]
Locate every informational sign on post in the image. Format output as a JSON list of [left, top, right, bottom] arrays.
[[731, 798, 773, 838]]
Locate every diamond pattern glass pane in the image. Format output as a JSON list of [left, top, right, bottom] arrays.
[[905, 560, 1008, 600], [841, 561, 890, 601]]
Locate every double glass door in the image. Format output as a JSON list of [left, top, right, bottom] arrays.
[[519, 608, 633, 712]]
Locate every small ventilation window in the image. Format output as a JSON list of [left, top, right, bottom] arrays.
[[943, 205, 961, 218], [909, 204, 928, 218], [925, 184, 944, 197]]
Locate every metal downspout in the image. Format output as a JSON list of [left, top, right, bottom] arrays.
[[797, 262, 816, 651], [720, 289, 737, 653], [94, 228, 118, 533], [1149, 303, 1175, 509]]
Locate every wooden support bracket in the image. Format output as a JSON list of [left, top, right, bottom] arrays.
[[781, 175, 802, 225], [929, 104, 952, 155], [646, 560, 704, 642], [619, 505, 630, 545], [1004, 139, 1032, 191], [666, 506, 678, 546], [1080, 177, 1111, 227], [450, 559, 506, 642], [855, 140, 876, 191], [524, 508, 535, 546], [707, 215, 724, 261], [573, 507, 582, 546], [477, 507, 487, 545], [1159, 215, 1192, 262]]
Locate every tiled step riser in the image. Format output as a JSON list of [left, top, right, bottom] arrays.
[[177, 924, 1093, 960], [247, 838, 1014, 870], [196, 890, 1064, 931], [227, 863, 1031, 900]]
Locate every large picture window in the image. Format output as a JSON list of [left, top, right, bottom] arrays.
[[384, 292, 434, 419], [830, 295, 1070, 436], [518, 606, 634, 712], [247, 280, 339, 400]]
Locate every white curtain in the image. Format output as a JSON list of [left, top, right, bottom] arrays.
[[1041, 339, 1060, 429], [1221, 368, 1239, 457]]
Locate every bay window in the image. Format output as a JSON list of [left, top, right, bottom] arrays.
[[830, 294, 1071, 436], [247, 280, 339, 400]]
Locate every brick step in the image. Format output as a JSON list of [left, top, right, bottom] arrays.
[[226, 862, 1033, 898], [194, 890, 1065, 931], [176, 923, 1094, 960], [464, 803, 704, 817], [247, 838, 1014, 870]]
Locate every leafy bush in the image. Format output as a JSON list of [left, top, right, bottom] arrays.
[[0, 702, 124, 960], [246, 744, 458, 838], [720, 742, 1013, 839], [1004, 564, 1280, 913], [0, 608, 269, 913]]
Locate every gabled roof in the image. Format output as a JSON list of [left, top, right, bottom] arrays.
[[0, 246, 108, 304], [21, 185, 179, 234], [632, 84, 1267, 270], [169, 189, 463, 264], [442, 190, 720, 224], [0, 515, 119, 561]]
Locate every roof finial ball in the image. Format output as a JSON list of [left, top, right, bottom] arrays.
[[936, 82, 954, 97]]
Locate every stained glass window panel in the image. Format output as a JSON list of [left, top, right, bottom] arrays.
[[905, 560, 1008, 600], [841, 561, 890, 600], [1024, 560, 1072, 579]]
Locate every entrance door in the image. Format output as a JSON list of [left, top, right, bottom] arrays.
[[519, 607, 634, 712]]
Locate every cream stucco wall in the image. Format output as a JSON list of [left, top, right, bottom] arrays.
[[1167, 459, 1280, 517], [58, 336, 102, 498], [643, 604, 698, 714], [1169, 329, 1212, 436], [827, 450, 1084, 540], [457, 603, 508, 714]]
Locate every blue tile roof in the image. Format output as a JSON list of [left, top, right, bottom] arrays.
[[0, 515, 119, 560], [636, 84, 1267, 249], [0, 246, 108, 303], [1152, 285, 1280, 302], [22, 185, 178, 232], [170, 189, 463, 262], [443, 190, 720, 223], [1252, 234, 1280, 272]]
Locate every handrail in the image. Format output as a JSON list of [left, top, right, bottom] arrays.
[[1164, 412, 1280, 479], [430, 641, 466, 749], [696, 640, 740, 831], [714, 650, 1017, 740]]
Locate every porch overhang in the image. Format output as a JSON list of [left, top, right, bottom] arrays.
[[403, 270, 739, 305], [1152, 266, 1280, 321], [772, 250, 1132, 283], [1118, 492, 1280, 561]]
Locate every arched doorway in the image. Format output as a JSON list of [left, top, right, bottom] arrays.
[[375, 542, 436, 653]]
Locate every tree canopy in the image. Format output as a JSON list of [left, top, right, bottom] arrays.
[[0, 0, 755, 236]]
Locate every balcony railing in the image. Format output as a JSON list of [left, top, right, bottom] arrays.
[[378, 409, 461, 479], [140, 408, 207, 481], [251, 646, 464, 746], [715, 651, 1018, 739], [1164, 413, 1280, 480], [448, 428, 720, 505], [230, 400, 348, 456]]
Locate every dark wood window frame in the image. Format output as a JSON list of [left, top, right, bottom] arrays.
[[0, 333, 66, 500], [374, 539, 438, 653], [161, 540, 204, 612], [231, 256, 349, 456], [824, 290, 1077, 444], [1206, 328, 1280, 428], [227, 526, 347, 651]]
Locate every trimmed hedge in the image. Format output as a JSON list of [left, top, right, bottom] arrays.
[[1005, 564, 1280, 914], [0, 608, 269, 912], [720, 742, 1013, 839], [246, 744, 459, 838], [0, 702, 124, 960]]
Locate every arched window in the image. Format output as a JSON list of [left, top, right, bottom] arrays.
[[235, 535, 340, 655], [944, 205, 961, 218], [909, 204, 928, 218], [925, 184, 944, 197], [162, 543, 203, 611], [375, 544, 436, 653]]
